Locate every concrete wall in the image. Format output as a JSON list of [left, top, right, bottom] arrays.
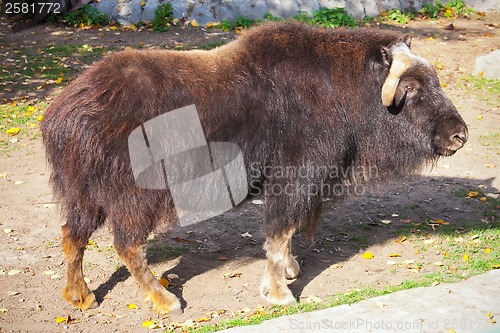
[[94, 0, 500, 26]]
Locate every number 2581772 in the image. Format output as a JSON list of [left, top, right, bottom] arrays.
[[5, 2, 61, 14]]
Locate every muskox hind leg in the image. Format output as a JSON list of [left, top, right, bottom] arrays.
[[261, 204, 322, 305], [111, 219, 182, 315], [61, 204, 104, 310]]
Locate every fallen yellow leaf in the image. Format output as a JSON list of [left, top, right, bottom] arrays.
[[191, 19, 199, 27], [140, 1, 145, 6], [388, 253, 402, 257], [396, 235, 407, 244], [467, 191, 479, 198], [197, 317, 211, 322], [109, 26, 117, 31], [362, 251, 374, 259], [127, 303, 138, 309], [55, 77, 63, 84], [480, 197, 487, 202], [485, 248, 491, 254], [463, 254, 470, 261], [27, 105, 35, 112], [55, 317, 67, 323], [5, 127, 20, 136], [434, 219, 449, 225], [142, 320, 161, 329], [38, 115, 44, 122]]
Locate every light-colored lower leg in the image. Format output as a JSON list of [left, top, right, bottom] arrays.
[[61, 225, 98, 310], [260, 227, 297, 305], [117, 245, 181, 315]]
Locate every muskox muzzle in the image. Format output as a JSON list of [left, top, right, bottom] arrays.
[[433, 110, 468, 156]]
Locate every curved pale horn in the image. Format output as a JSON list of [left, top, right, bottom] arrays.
[[381, 46, 413, 107]]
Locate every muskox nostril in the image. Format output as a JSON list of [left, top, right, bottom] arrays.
[[451, 131, 467, 146]]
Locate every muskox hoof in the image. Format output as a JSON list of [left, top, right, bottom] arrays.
[[62, 284, 98, 310], [284, 257, 300, 280], [260, 280, 297, 306], [145, 288, 183, 315]]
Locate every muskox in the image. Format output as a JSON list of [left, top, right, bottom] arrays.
[[41, 22, 468, 314]]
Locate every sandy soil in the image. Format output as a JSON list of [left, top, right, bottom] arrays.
[[0, 13, 499, 333]]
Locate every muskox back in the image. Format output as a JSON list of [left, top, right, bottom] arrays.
[[41, 22, 467, 313]]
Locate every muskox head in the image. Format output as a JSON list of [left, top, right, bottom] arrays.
[[381, 35, 468, 156]]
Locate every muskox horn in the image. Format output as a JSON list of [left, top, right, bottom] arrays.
[[381, 43, 413, 107]]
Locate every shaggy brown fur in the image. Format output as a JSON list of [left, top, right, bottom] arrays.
[[41, 22, 467, 312]]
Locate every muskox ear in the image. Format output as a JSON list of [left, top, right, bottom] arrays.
[[380, 46, 392, 69], [402, 34, 412, 48]]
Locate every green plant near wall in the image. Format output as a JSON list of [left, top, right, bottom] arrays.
[[291, 7, 358, 28], [263, 12, 283, 22], [312, 7, 358, 28], [292, 11, 312, 23], [63, 4, 110, 26], [419, 3, 441, 18], [419, 0, 474, 18], [152, 3, 174, 31], [384, 9, 414, 24]]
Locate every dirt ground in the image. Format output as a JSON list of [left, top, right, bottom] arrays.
[[0, 13, 499, 333]]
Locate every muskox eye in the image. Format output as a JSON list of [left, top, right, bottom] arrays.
[[405, 84, 415, 92]]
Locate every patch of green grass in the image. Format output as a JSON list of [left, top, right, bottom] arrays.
[[479, 132, 500, 148], [196, 41, 228, 50], [0, 43, 112, 103], [463, 74, 500, 95], [350, 235, 368, 247], [461, 74, 500, 106], [147, 243, 188, 262]]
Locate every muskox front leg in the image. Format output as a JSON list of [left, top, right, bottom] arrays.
[[112, 224, 181, 315], [260, 226, 298, 305], [260, 200, 322, 305]]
